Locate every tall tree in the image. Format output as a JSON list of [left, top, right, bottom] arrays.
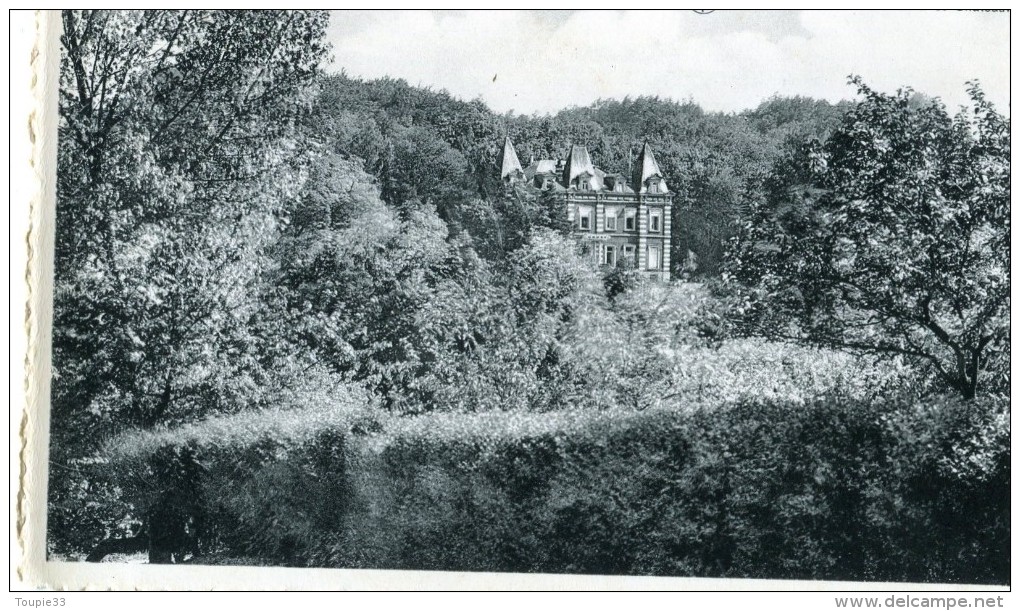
[[51, 9, 329, 559], [726, 78, 1009, 399]]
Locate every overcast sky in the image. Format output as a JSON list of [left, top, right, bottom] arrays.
[[325, 10, 1009, 116]]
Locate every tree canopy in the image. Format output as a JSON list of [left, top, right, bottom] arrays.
[[726, 78, 1009, 399], [51, 9, 330, 558]]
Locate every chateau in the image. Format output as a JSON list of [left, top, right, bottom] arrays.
[[499, 137, 672, 281]]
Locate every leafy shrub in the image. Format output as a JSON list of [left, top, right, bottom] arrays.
[[603, 258, 642, 301], [102, 388, 1007, 584], [346, 393, 1007, 583], [86, 382, 373, 563], [91, 303, 1005, 583]]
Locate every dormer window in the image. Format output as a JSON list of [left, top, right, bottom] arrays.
[[605, 175, 624, 193], [581, 180, 590, 191], [649, 180, 659, 194]]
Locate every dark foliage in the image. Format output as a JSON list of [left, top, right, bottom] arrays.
[[108, 394, 1007, 583], [725, 78, 1009, 400]]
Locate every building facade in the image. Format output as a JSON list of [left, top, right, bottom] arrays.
[[499, 136, 672, 281]]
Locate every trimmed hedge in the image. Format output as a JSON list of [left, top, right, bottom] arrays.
[[105, 392, 1009, 583]]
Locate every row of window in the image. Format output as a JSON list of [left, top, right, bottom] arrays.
[[577, 207, 663, 233], [602, 244, 662, 270]]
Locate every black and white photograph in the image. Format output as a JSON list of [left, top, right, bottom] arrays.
[[13, 9, 1011, 593]]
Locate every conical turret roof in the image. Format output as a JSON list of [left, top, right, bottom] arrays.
[[562, 145, 602, 189], [499, 136, 524, 180], [632, 143, 669, 194]]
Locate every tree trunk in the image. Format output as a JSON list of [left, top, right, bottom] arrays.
[[147, 511, 185, 564], [953, 348, 983, 400], [149, 546, 173, 564], [966, 348, 982, 400], [950, 348, 982, 401]]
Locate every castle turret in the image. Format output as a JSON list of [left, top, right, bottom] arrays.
[[499, 136, 524, 183], [632, 143, 669, 194], [562, 145, 601, 191]]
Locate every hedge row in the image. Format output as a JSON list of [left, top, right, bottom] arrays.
[[108, 393, 1009, 584]]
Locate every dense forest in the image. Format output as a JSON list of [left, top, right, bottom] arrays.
[[311, 71, 851, 276], [48, 11, 1009, 583]]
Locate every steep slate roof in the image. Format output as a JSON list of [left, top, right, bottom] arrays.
[[497, 139, 670, 199], [562, 145, 603, 190], [602, 172, 635, 194], [524, 159, 558, 180], [632, 143, 669, 193], [499, 136, 524, 179]]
